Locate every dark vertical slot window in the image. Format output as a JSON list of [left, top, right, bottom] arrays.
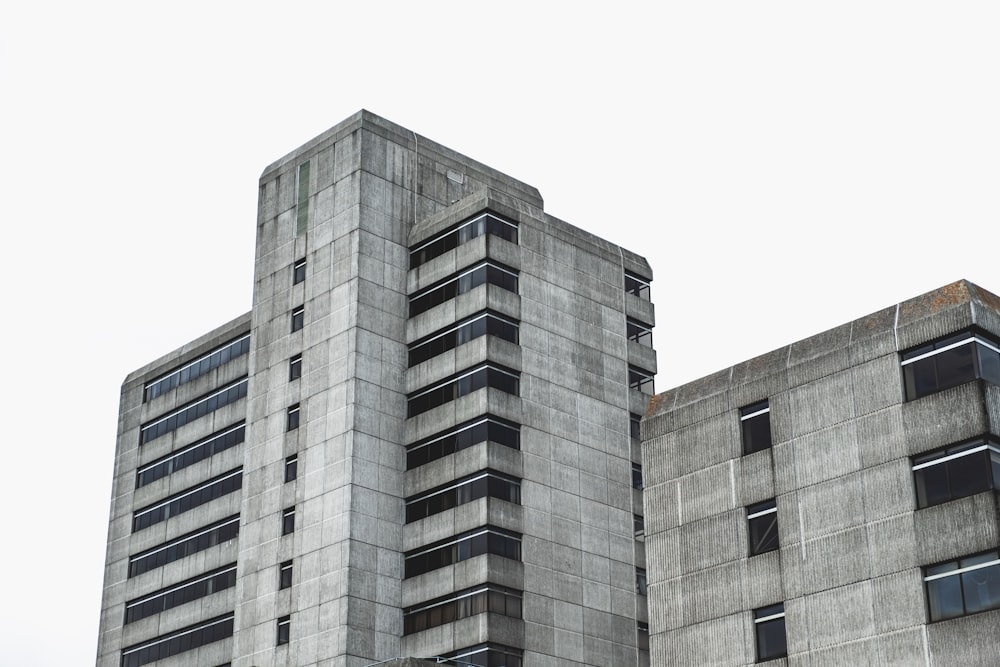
[[132, 469, 243, 532], [284, 454, 298, 483], [913, 439, 1000, 508], [636, 568, 647, 596], [404, 527, 521, 578], [282, 507, 295, 535], [902, 330, 1000, 400], [293, 258, 306, 285], [128, 516, 240, 577], [407, 364, 519, 417], [136, 422, 245, 487], [741, 400, 772, 455], [748, 499, 779, 555], [120, 614, 234, 667], [409, 211, 518, 269], [406, 415, 520, 469], [291, 306, 304, 332], [637, 622, 650, 651], [624, 270, 651, 300], [286, 404, 300, 431], [408, 262, 518, 317], [144, 334, 251, 402], [634, 514, 645, 538], [279, 561, 293, 590], [140, 377, 248, 445], [276, 616, 291, 645], [630, 413, 642, 441], [405, 471, 521, 523], [924, 550, 1000, 621], [632, 463, 643, 490], [296, 161, 309, 235], [408, 311, 519, 367], [289, 353, 302, 381], [754, 603, 787, 661], [627, 317, 654, 347]]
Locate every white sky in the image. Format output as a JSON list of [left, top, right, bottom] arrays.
[[2, 2, 999, 664]]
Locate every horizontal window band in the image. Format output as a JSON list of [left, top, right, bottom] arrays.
[[129, 516, 240, 561], [901, 335, 1000, 365], [121, 614, 234, 655], [924, 557, 1000, 582], [405, 527, 522, 560], [134, 469, 243, 518], [409, 212, 518, 254], [408, 364, 520, 400], [407, 415, 520, 450], [136, 422, 245, 478], [408, 260, 519, 301], [408, 311, 520, 349], [404, 584, 522, 615], [405, 470, 521, 504], [912, 443, 1000, 470], [144, 334, 250, 393], [754, 612, 786, 624], [741, 407, 770, 421]]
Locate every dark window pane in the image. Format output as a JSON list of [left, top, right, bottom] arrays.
[[741, 401, 772, 455]]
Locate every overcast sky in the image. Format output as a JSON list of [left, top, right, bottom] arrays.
[[2, 2, 999, 665]]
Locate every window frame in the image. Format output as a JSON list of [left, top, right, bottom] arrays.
[[279, 560, 293, 590], [753, 603, 787, 662], [912, 437, 1000, 509], [281, 507, 295, 536], [741, 400, 772, 455], [924, 549, 1000, 622], [292, 258, 306, 285], [289, 353, 302, 381], [286, 404, 300, 431], [276, 615, 291, 645], [901, 329, 1000, 401], [290, 305, 304, 332], [747, 498, 779, 556], [284, 454, 298, 483]]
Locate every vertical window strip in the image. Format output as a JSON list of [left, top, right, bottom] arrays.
[[296, 161, 310, 235]]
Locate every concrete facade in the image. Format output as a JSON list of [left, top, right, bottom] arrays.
[[642, 280, 1000, 666], [97, 111, 655, 667]]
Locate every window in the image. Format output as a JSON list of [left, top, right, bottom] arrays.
[[748, 499, 779, 555], [913, 438, 1000, 508], [741, 400, 772, 454], [286, 404, 300, 431], [753, 603, 787, 662], [124, 564, 237, 624], [296, 160, 309, 235], [128, 516, 239, 578], [628, 366, 655, 395], [276, 615, 291, 645], [624, 270, 651, 300], [437, 643, 523, 667], [407, 364, 519, 418], [405, 471, 520, 523], [634, 513, 645, 538], [290, 306, 304, 332], [406, 414, 520, 469], [144, 333, 251, 401], [289, 353, 302, 381], [636, 568, 647, 596], [293, 258, 306, 285], [132, 468, 243, 532], [404, 526, 521, 578], [120, 614, 234, 667], [140, 377, 248, 444], [924, 550, 1000, 621], [626, 317, 654, 347], [632, 463, 644, 490], [902, 330, 1000, 400], [408, 261, 518, 318], [284, 454, 298, 482], [282, 507, 295, 535], [136, 422, 245, 487], [630, 413, 641, 441], [403, 584, 522, 635], [408, 311, 519, 367], [409, 211, 519, 269], [637, 621, 650, 651], [279, 560, 293, 590]]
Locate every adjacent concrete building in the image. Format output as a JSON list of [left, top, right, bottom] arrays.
[[97, 111, 656, 667], [642, 280, 1000, 666]]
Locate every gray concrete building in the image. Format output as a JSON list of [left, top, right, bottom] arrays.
[[97, 111, 656, 667], [642, 280, 1000, 666]]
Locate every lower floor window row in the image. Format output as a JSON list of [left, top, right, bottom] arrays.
[[403, 584, 522, 635], [132, 468, 242, 532], [405, 526, 521, 578], [407, 364, 519, 417], [405, 470, 520, 523], [120, 613, 233, 667], [128, 515, 240, 578], [925, 549, 1000, 622], [124, 563, 237, 624], [432, 643, 523, 667], [406, 414, 520, 470]]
